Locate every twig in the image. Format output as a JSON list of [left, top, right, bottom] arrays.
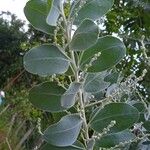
[[5, 137, 12, 150], [33, 138, 44, 150], [15, 120, 26, 137], [0, 104, 10, 116], [15, 127, 34, 150], [7, 113, 17, 137], [4, 69, 25, 91], [136, 89, 148, 110], [85, 97, 109, 108]]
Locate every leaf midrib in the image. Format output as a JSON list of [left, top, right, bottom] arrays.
[[25, 57, 69, 63]]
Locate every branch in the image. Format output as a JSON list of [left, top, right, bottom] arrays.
[[5, 138, 12, 150], [4, 69, 25, 91], [15, 127, 34, 150]]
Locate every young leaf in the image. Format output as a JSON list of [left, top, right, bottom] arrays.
[[74, 0, 114, 24], [46, 0, 62, 26], [70, 19, 99, 51], [61, 82, 81, 108], [24, 0, 55, 34], [43, 114, 83, 147], [80, 36, 126, 72], [41, 141, 85, 150], [83, 72, 110, 94], [24, 44, 70, 76], [95, 130, 135, 148], [90, 103, 139, 133], [29, 82, 66, 112]]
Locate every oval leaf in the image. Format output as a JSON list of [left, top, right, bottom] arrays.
[[83, 71, 110, 94], [24, 44, 70, 76], [75, 0, 114, 24], [61, 82, 81, 108], [43, 114, 83, 147], [90, 103, 139, 133], [95, 130, 135, 148], [41, 141, 85, 150], [70, 19, 99, 51], [29, 82, 66, 112], [24, 0, 55, 34], [80, 36, 126, 72], [46, 0, 62, 26]]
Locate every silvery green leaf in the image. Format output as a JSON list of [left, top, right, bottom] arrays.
[[95, 130, 135, 148], [29, 82, 66, 112], [70, 19, 99, 51], [24, 44, 70, 76], [90, 103, 139, 133], [61, 82, 81, 108], [74, 0, 114, 24], [80, 36, 126, 72], [24, 0, 55, 34], [83, 71, 110, 94], [46, 0, 63, 26], [43, 114, 83, 147]]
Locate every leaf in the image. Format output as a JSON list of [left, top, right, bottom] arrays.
[[23, 44, 70, 76], [47, 0, 52, 10], [80, 36, 126, 72], [43, 114, 83, 147], [143, 121, 150, 131], [61, 82, 81, 108], [133, 102, 145, 122], [133, 102, 145, 112], [95, 130, 135, 148], [70, 19, 99, 51], [104, 71, 120, 85], [90, 103, 139, 133], [41, 141, 85, 150], [29, 82, 66, 112], [83, 72, 110, 94], [75, 0, 114, 24], [46, 0, 62, 26], [24, 0, 55, 34]]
